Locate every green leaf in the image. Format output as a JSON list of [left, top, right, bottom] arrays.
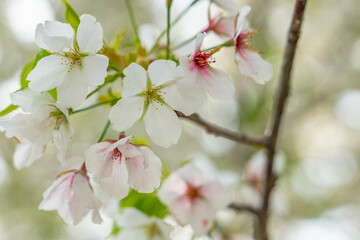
[[0, 104, 19, 117], [61, 0, 80, 30], [20, 50, 50, 89], [120, 190, 168, 218]]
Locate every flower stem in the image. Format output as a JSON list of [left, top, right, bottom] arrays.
[[124, 0, 140, 44], [166, 1, 172, 59], [71, 99, 119, 114], [149, 0, 199, 54], [98, 120, 111, 142]]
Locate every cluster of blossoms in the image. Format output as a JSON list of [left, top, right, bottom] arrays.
[[0, 0, 273, 239]]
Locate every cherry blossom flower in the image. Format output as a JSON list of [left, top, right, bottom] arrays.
[[110, 207, 171, 240], [205, 14, 236, 38], [39, 169, 102, 225], [233, 6, 273, 84], [158, 164, 232, 236], [109, 60, 205, 147], [85, 135, 162, 200], [27, 14, 109, 108], [0, 89, 73, 169], [179, 33, 235, 100]]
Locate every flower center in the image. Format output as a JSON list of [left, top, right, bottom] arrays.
[[144, 85, 165, 106], [62, 51, 82, 72], [186, 185, 202, 201], [193, 51, 215, 69], [236, 30, 259, 51], [50, 110, 67, 130]]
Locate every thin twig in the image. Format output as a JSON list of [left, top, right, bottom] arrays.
[[166, 1, 172, 59], [124, 0, 140, 43], [228, 203, 259, 216], [98, 120, 111, 142], [255, 1, 308, 240], [71, 99, 119, 114], [176, 111, 267, 146]]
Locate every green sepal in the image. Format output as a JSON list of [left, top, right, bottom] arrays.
[[61, 0, 80, 30], [120, 190, 168, 218], [0, 104, 19, 117]]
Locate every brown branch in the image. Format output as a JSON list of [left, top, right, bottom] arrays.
[[176, 111, 267, 146], [228, 203, 259, 216], [256, 1, 308, 240]]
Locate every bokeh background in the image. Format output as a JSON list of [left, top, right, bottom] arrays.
[[0, 0, 359, 239]]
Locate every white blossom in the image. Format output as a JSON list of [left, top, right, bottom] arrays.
[[39, 170, 102, 225], [85, 135, 162, 200], [158, 164, 232, 236], [109, 60, 205, 147], [111, 208, 171, 240], [0, 89, 73, 169], [27, 14, 109, 108], [179, 33, 235, 100], [233, 6, 273, 84]]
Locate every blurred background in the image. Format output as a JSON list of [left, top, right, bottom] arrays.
[[0, 0, 359, 239]]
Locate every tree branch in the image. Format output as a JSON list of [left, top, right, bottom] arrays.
[[176, 111, 267, 146], [256, 1, 308, 239], [229, 203, 259, 216]]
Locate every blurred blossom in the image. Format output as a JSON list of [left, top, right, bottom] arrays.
[[303, 148, 358, 189], [65, 213, 112, 240], [283, 218, 353, 240], [5, 0, 54, 43], [335, 90, 360, 131], [139, 24, 161, 51], [190, 152, 240, 188], [0, 73, 20, 111]]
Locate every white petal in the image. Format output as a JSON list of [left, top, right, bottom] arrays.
[[213, 0, 241, 13], [117, 141, 142, 158], [85, 141, 113, 181], [57, 69, 89, 109], [53, 122, 74, 163], [28, 55, 69, 91], [68, 194, 90, 225], [195, 67, 235, 100], [77, 14, 103, 54], [236, 49, 273, 84], [147, 60, 184, 87], [143, 101, 182, 148], [234, 5, 251, 38], [72, 173, 102, 209], [126, 146, 162, 193], [109, 96, 144, 132], [194, 32, 205, 54], [201, 181, 232, 209], [81, 54, 109, 86], [39, 173, 73, 211], [211, 16, 236, 38], [122, 63, 148, 98], [158, 174, 188, 205], [92, 210, 102, 224], [176, 164, 209, 187], [188, 199, 214, 235], [100, 158, 129, 200], [162, 81, 206, 116], [116, 208, 152, 227], [13, 143, 45, 169], [35, 21, 74, 52], [10, 89, 54, 113]]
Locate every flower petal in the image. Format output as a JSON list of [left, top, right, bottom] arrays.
[[100, 158, 129, 200], [195, 67, 235, 100], [162, 81, 206, 116], [158, 174, 188, 205], [143, 101, 182, 148], [236, 49, 273, 84], [234, 5, 251, 38], [126, 146, 162, 193], [72, 173, 102, 209], [57, 69, 89, 109], [77, 14, 103, 54], [194, 32, 205, 54], [201, 181, 232, 209], [68, 194, 90, 225], [85, 141, 112, 179], [35, 21, 74, 52], [13, 142, 45, 169], [188, 199, 214, 235], [81, 55, 109, 86], [147, 60, 184, 87], [213, 0, 241, 13], [109, 96, 144, 132], [122, 63, 148, 98], [53, 123, 74, 163], [28, 55, 69, 91], [10, 89, 54, 113]]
